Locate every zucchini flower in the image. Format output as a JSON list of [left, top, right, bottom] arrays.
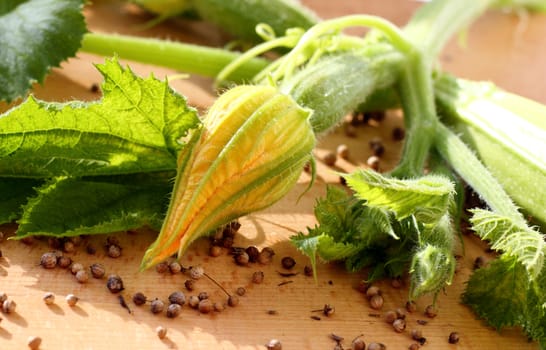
[[140, 85, 315, 270]]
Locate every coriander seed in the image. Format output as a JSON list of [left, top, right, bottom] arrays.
[[189, 265, 204, 280], [106, 274, 124, 293], [156, 326, 167, 339], [234, 251, 250, 266], [337, 144, 350, 160], [198, 292, 209, 300], [252, 271, 265, 284], [266, 339, 282, 350], [132, 292, 147, 306], [63, 240, 75, 253], [351, 337, 366, 350], [367, 342, 386, 350], [366, 155, 380, 171], [0, 292, 7, 303], [406, 300, 417, 313], [27, 335, 42, 350], [166, 303, 182, 318], [43, 292, 55, 305], [227, 295, 239, 307], [198, 299, 213, 314], [184, 279, 195, 291], [168, 291, 186, 306], [369, 294, 384, 310], [57, 256, 72, 269], [304, 265, 313, 277], [245, 246, 260, 262], [70, 262, 84, 275], [366, 285, 381, 299], [322, 151, 337, 166], [236, 287, 246, 296], [90, 263, 106, 279], [424, 305, 437, 318], [107, 244, 122, 258], [169, 261, 182, 274], [281, 256, 296, 269], [75, 269, 89, 283], [408, 343, 420, 350], [188, 295, 200, 309], [150, 299, 165, 314], [2, 299, 16, 313], [155, 262, 169, 274], [393, 318, 406, 333], [214, 302, 225, 312], [40, 252, 57, 269], [65, 294, 79, 307], [448, 332, 460, 344], [209, 245, 223, 257]]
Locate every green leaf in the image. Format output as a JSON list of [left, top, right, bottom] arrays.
[[470, 209, 545, 279], [0, 0, 87, 102], [0, 57, 201, 177], [462, 256, 529, 330], [344, 169, 455, 225], [0, 177, 42, 224], [15, 174, 173, 238]]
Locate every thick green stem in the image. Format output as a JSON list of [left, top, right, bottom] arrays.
[[390, 52, 438, 178], [80, 33, 269, 82], [434, 123, 526, 226]]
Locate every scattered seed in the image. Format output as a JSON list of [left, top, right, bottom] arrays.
[[198, 292, 209, 301], [57, 256, 72, 269], [281, 256, 296, 269], [395, 308, 406, 320], [393, 318, 406, 333], [132, 292, 147, 306], [390, 276, 403, 289], [337, 144, 350, 160], [267, 310, 278, 315], [118, 295, 132, 314], [189, 265, 204, 280], [27, 336, 42, 350], [150, 299, 165, 314], [227, 295, 239, 307], [351, 337, 366, 350], [245, 246, 260, 262], [304, 265, 313, 277], [75, 270, 89, 284], [198, 299, 214, 314], [236, 287, 246, 296], [40, 252, 57, 269], [448, 332, 460, 344], [106, 274, 124, 293], [322, 304, 335, 317], [90, 83, 100, 93], [366, 155, 380, 171], [0, 292, 7, 304], [168, 291, 186, 306], [408, 343, 420, 350], [156, 326, 167, 339], [166, 303, 182, 318], [369, 137, 385, 157], [43, 292, 55, 305], [222, 236, 234, 249], [424, 305, 437, 318], [330, 333, 344, 342], [416, 319, 428, 325], [86, 244, 97, 255], [368, 313, 381, 318], [266, 339, 282, 350], [392, 127, 405, 141], [322, 151, 337, 166], [235, 251, 250, 266], [369, 294, 384, 310], [252, 271, 265, 284], [277, 271, 298, 277], [63, 240, 75, 253], [214, 302, 225, 312], [3, 299, 16, 313], [367, 342, 386, 350], [406, 300, 417, 313], [209, 245, 223, 257], [107, 244, 122, 258], [365, 285, 381, 299], [384, 310, 397, 324], [184, 279, 196, 291], [188, 295, 200, 309], [70, 262, 84, 275], [65, 294, 79, 307], [411, 329, 425, 343], [21, 237, 34, 245], [90, 263, 106, 279], [344, 123, 358, 138], [169, 261, 182, 274], [310, 315, 321, 320]]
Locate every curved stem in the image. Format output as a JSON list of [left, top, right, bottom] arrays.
[[81, 33, 269, 82]]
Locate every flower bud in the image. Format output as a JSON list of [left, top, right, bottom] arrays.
[[140, 85, 315, 270]]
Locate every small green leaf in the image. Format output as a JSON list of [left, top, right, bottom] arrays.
[[0, 177, 43, 224], [0, 0, 87, 102], [0, 57, 201, 177], [344, 169, 454, 225], [470, 208, 545, 279], [15, 174, 173, 238]]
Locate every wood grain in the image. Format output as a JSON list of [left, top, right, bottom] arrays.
[[1, 1, 544, 349]]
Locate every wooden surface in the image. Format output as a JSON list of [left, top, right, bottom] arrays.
[[1, 1, 545, 349]]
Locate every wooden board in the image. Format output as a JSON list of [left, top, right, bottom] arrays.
[[1, 1, 544, 349]]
